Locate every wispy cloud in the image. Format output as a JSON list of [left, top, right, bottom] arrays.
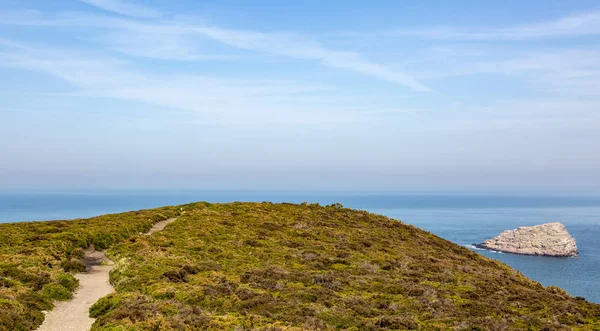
[[0, 39, 409, 127], [0, 6, 430, 91], [190, 26, 431, 91], [389, 9, 600, 40], [0, 39, 133, 88], [78, 0, 161, 18], [425, 49, 600, 97], [3, 1, 600, 191], [1, 2, 598, 119]]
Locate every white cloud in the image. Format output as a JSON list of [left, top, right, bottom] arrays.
[[410, 47, 600, 97], [0, 40, 409, 128], [0, 7, 430, 91], [191, 26, 431, 91], [2, 2, 599, 123], [390, 9, 600, 40], [2, 2, 600, 191], [78, 0, 161, 18]]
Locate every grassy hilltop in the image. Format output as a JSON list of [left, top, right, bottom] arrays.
[[1, 202, 600, 330]]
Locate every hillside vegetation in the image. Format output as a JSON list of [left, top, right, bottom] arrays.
[[0, 206, 182, 330], [1, 202, 599, 330], [94, 202, 599, 330]]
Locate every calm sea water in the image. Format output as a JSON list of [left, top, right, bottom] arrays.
[[1, 191, 599, 303]]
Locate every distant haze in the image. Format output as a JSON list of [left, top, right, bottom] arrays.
[[1, 0, 600, 194]]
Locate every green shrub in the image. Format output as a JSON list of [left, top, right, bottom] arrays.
[[0, 276, 21, 289], [92, 233, 114, 250], [61, 259, 86, 272], [56, 273, 79, 292], [41, 283, 71, 301], [17, 291, 53, 311], [372, 315, 418, 330], [89, 294, 121, 318], [0, 299, 30, 331]]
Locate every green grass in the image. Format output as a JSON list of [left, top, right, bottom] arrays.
[[0, 206, 182, 331], [2, 202, 600, 330]]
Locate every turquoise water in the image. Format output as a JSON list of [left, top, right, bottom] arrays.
[[1, 191, 599, 303]]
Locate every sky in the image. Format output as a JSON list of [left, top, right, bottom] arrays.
[[1, 0, 600, 194]]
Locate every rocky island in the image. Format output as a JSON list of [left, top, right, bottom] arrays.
[[478, 222, 578, 257]]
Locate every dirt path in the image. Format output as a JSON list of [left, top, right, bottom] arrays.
[[145, 217, 178, 235], [37, 217, 178, 331]]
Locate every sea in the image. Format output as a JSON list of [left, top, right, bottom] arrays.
[[1, 190, 599, 303]]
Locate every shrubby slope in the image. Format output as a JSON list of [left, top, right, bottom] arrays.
[[0, 206, 181, 330], [87, 202, 600, 330]]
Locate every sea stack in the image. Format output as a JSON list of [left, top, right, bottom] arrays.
[[478, 222, 578, 257]]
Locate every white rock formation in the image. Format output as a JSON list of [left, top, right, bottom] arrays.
[[479, 222, 578, 257]]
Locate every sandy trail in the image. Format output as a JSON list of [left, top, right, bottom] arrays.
[[37, 217, 178, 331], [145, 217, 178, 235]]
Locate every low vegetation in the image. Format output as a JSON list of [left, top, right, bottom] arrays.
[[0, 206, 181, 330], [92, 202, 599, 330], [2, 202, 599, 330]]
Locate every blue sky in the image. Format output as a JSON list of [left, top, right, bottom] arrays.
[[1, 0, 600, 193]]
